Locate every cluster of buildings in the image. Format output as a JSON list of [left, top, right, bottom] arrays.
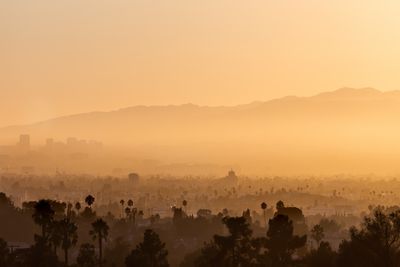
[[0, 135, 103, 174], [43, 136, 103, 153], [0, 134, 102, 155]]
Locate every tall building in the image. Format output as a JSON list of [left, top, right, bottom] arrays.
[[18, 134, 30, 150], [128, 173, 140, 184], [217, 169, 239, 185]]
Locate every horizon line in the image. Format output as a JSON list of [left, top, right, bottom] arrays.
[[0, 86, 393, 128]]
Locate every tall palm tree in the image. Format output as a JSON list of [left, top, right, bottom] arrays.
[[261, 202, 267, 228], [75, 202, 81, 213], [33, 200, 55, 239], [131, 208, 138, 225], [182, 200, 188, 214], [127, 200, 134, 222], [67, 203, 73, 218], [49, 220, 62, 254], [85, 195, 95, 208], [60, 218, 78, 266], [125, 207, 131, 219], [120, 199, 125, 218], [90, 219, 109, 267]]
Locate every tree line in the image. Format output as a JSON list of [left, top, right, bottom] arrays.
[[0, 192, 400, 267]]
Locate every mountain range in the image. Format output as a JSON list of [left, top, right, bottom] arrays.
[[2, 87, 400, 174]]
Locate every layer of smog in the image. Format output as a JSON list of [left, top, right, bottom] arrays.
[[2, 1, 400, 266]]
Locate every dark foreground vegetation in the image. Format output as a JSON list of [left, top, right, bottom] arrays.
[[0, 191, 399, 267]]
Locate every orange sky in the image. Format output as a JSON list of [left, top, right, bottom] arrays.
[[1, 0, 400, 126]]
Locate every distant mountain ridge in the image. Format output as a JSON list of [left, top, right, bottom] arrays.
[[2, 87, 400, 148], [3, 87, 400, 174], [0, 87, 396, 122], [3, 87, 400, 128]]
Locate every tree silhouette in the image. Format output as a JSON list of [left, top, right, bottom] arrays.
[[183, 200, 188, 213], [0, 238, 11, 267], [0, 192, 12, 207], [90, 218, 109, 267], [310, 224, 324, 247], [264, 214, 307, 267], [196, 216, 255, 267], [104, 237, 131, 267], [85, 195, 95, 208], [337, 208, 400, 267], [81, 206, 97, 220], [125, 229, 169, 267], [67, 203, 73, 218], [120, 199, 125, 218], [75, 202, 81, 213], [150, 214, 161, 225], [276, 200, 285, 210], [261, 202, 268, 228], [131, 208, 138, 225], [25, 237, 59, 267], [59, 218, 78, 266], [49, 220, 63, 254], [125, 207, 131, 219], [33, 200, 55, 239], [138, 210, 144, 218], [304, 241, 336, 267], [50, 201, 67, 219], [319, 218, 341, 235], [126, 200, 135, 222], [77, 243, 97, 267], [242, 209, 252, 225]]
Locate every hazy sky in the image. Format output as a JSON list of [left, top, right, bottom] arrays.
[[1, 0, 400, 126]]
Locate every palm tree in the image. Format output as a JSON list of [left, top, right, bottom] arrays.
[[276, 200, 284, 210], [127, 199, 133, 208], [310, 224, 324, 247], [49, 220, 62, 254], [85, 195, 95, 208], [67, 203, 73, 218], [120, 199, 125, 218], [90, 219, 109, 267], [182, 200, 188, 214], [138, 210, 144, 218], [75, 202, 81, 213], [261, 202, 267, 228], [33, 200, 55, 239], [131, 208, 138, 225], [60, 218, 78, 266], [125, 207, 131, 219]]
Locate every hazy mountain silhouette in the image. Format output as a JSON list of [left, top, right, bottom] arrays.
[[2, 87, 400, 144], [2, 87, 400, 174]]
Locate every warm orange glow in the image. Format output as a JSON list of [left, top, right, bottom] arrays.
[[2, 1, 400, 126], [2, 1, 400, 175]]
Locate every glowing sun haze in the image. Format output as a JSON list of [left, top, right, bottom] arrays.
[[1, 0, 400, 126]]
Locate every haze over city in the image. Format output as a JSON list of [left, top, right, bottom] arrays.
[[2, 1, 400, 267]]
